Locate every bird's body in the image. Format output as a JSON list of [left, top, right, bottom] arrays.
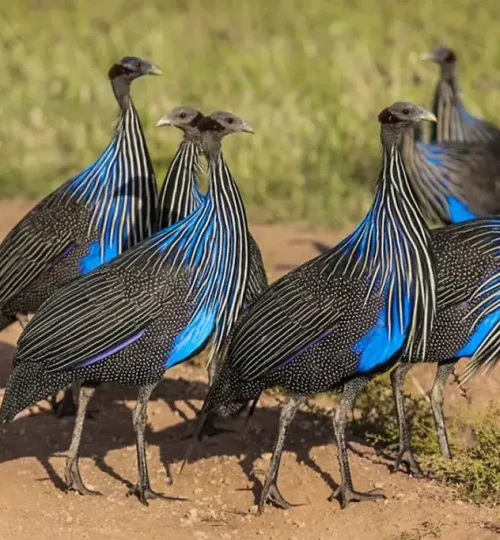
[[0, 112, 253, 504], [192, 103, 438, 511], [391, 213, 500, 469], [0, 58, 159, 330]]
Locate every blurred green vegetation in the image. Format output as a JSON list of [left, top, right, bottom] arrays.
[[2, 0, 500, 226]]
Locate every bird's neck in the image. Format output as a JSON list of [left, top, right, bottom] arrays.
[[157, 140, 201, 229], [111, 76, 132, 112]]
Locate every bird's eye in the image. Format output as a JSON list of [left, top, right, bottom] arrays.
[[402, 108, 410, 115], [180, 112, 187, 119], [135, 61, 141, 68], [227, 117, 234, 124]]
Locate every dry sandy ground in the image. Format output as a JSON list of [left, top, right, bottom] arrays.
[[0, 201, 498, 540]]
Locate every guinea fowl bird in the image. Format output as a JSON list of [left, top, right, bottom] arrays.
[[187, 102, 438, 511], [0, 56, 161, 416], [391, 217, 500, 469], [422, 47, 499, 144], [156, 107, 268, 318], [0, 111, 253, 505], [401, 116, 500, 224]]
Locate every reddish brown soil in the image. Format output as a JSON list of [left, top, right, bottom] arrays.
[[0, 201, 498, 540]]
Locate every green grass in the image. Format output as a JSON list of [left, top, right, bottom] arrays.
[[2, 0, 500, 226]]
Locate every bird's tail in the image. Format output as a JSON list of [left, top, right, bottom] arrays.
[[0, 362, 70, 425]]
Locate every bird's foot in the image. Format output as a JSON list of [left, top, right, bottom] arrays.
[[258, 482, 302, 513], [329, 484, 385, 509], [391, 446, 424, 478], [65, 460, 102, 496], [127, 484, 187, 507]]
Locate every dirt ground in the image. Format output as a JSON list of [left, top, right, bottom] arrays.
[[0, 201, 498, 540]]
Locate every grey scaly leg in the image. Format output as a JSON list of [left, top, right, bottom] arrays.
[[127, 383, 183, 506], [65, 384, 100, 496], [259, 394, 305, 513], [390, 364, 424, 477], [332, 376, 385, 509], [430, 362, 455, 459]]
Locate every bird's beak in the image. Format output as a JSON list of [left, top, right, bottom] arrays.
[[240, 120, 254, 134], [147, 63, 163, 76], [419, 109, 437, 123], [156, 115, 171, 128], [419, 52, 436, 62]]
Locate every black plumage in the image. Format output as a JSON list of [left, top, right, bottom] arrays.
[[422, 47, 499, 143], [0, 111, 254, 505], [188, 103, 438, 512]]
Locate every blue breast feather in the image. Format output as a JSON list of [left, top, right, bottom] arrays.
[[62, 138, 138, 275]]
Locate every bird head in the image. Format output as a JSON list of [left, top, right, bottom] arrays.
[[420, 46, 456, 66], [156, 106, 204, 132], [108, 56, 162, 82], [378, 102, 437, 127], [200, 111, 254, 138]]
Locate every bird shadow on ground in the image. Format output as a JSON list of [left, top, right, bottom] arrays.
[[0, 367, 392, 506], [0, 335, 390, 505]]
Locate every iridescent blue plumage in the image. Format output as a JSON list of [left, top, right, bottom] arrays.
[[0, 111, 253, 504]]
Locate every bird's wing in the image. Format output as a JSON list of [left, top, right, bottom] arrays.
[[0, 202, 76, 308], [16, 263, 173, 372], [226, 265, 347, 382]]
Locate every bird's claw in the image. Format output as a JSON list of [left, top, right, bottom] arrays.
[[329, 485, 385, 509], [258, 482, 302, 513], [126, 484, 188, 507], [392, 446, 424, 478], [65, 461, 102, 496]]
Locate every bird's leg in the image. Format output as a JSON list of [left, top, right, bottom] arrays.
[[65, 384, 100, 496], [127, 383, 180, 506], [430, 362, 455, 459], [331, 376, 385, 509], [259, 394, 305, 513], [390, 364, 424, 477], [54, 383, 79, 418]]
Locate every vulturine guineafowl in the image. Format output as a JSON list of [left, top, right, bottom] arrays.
[[0, 111, 254, 505], [186, 102, 438, 512], [0, 56, 161, 416]]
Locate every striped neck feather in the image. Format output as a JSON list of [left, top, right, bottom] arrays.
[[327, 143, 436, 358], [57, 102, 157, 258], [156, 140, 202, 230]]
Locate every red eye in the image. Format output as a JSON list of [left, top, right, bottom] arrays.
[[136, 61, 141, 68]]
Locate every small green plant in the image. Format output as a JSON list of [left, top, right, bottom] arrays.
[[351, 375, 500, 506]]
